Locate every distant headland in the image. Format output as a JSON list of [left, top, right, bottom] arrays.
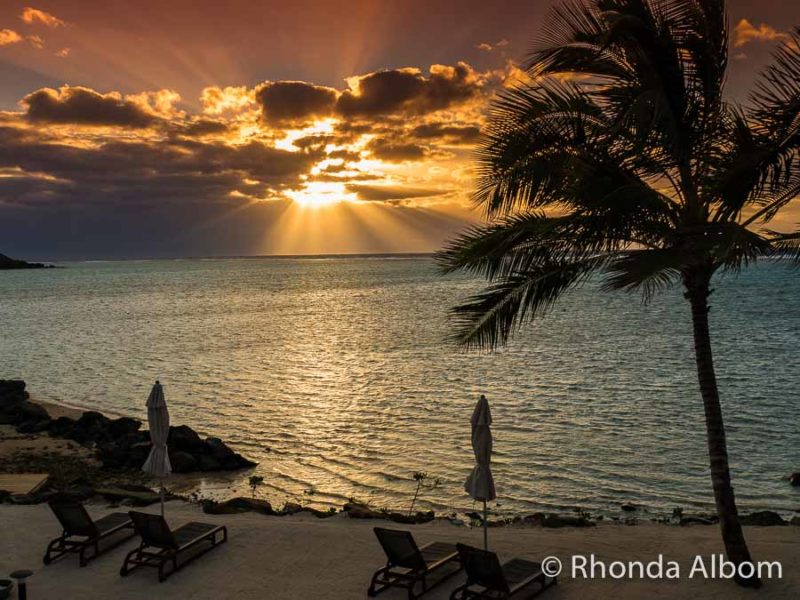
[[0, 253, 54, 270]]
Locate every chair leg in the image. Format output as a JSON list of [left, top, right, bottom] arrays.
[[368, 566, 389, 596]]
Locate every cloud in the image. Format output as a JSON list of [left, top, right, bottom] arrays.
[[411, 123, 480, 144], [347, 184, 446, 202], [20, 7, 65, 28], [337, 62, 481, 117], [55, 47, 70, 57], [20, 86, 161, 127], [366, 138, 428, 161], [0, 29, 24, 46], [26, 34, 44, 49], [255, 81, 338, 123], [200, 86, 254, 116], [733, 19, 790, 48], [476, 39, 509, 53]]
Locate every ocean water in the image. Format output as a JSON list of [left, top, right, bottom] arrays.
[[0, 257, 797, 518]]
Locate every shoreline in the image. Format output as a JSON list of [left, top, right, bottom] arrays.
[[1, 501, 798, 599]]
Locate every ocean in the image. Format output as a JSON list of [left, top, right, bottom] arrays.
[[1, 256, 797, 518]]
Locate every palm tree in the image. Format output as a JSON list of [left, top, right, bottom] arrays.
[[437, 0, 800, 588]]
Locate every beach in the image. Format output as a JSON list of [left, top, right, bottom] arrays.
[[1, 501, 798, 599]]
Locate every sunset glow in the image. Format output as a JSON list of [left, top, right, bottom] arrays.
[[1, 1, 799, 259]]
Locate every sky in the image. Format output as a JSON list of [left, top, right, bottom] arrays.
[[1, 1, 799, 260]]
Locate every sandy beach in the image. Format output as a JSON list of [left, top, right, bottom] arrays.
[[0, 501, 797, 599]]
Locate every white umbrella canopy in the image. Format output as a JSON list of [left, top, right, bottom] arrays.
[[465, 394, 496, 550], [142, 381, 171, 516]]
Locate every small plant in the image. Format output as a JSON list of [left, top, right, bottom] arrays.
[[408, 472, 442, 516], [672, 506, 684, 523], [248, 475, 264, 498]]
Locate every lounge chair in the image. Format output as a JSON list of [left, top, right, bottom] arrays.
[[368, 527, 462, 599], [43, 499, 135, 566], [120, 511, 227, 582], [450, 543, 557, 599]]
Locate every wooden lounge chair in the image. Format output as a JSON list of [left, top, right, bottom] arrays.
[[120, 511, 227, 582], [43, 499, 135, 567], [450, 543, 557, 599], [368, 527, 462, 599]]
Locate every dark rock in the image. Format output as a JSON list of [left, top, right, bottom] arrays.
[[169, 450, 198, 473], [16, 419, 51, 434], [344, 502, 381, 519], [169, 425, 206, 453], [94, 484, 160, 506], [196, 455, 222, 472], [48, 416, 77, 437], [740, 511, 787, 527], [0, 380, 28, 406], [202, 497, 273, 515], [386, 511, 435, 524], [790, 516, 800, 527], [788, 472, 800, 487], [282, 502, 304, 515], [680, 516, 716, 526], [108, 417, 141, 438], [68, 411, 113, 443], [539, 514, 595, 528], [206, 437, 236, 460], [621, 503, 637, 512], [0, 253, 52, 269]]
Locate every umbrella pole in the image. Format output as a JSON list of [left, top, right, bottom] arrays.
[[160, 478, 165, 518], [483, 499, 488, 551]]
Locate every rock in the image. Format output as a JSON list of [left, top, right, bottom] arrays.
[[169, 450, 198, 473], [0, 254, 52, 269], [0, 380, 27, 405], [207, 437, 236, 459], [68, 411, 113, 443], [169, 425, 206, 454], [789, 516, 800, 526], [281, 502, 304, 515], [522, 513, 545, 526], [202, 497, 273, 515], [680, 516, 716, 526], [48, 416, 77, 437], [94, 485, 160, 506], [621, 503, 637, 512], [788, 473, 800, 487], [740, 511, 787, 527], [16, 419, 51, 434], [196, 455, 222, 472], [344, 502, 381, 519], [536, 514, 596, 528], [386, 511, 435, 524], [108, 417, 141, 438]]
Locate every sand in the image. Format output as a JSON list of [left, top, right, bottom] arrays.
[[0, 501, 797, 599]]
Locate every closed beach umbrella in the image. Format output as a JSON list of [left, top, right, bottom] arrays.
[[142, 380, 171, 516], [465, 394, 496, 550]]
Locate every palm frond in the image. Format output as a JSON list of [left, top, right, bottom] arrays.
[[449, 255, 608, 349]]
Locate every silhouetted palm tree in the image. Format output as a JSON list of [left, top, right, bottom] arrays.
[[438, 0, 800, 587]]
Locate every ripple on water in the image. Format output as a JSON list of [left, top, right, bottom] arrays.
[[0, 258, 797, 516]]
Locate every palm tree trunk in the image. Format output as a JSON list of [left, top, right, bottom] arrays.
[[684, 273, 760, 588]]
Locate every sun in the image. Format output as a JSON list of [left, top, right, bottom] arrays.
[[285, 181, 359, 208]]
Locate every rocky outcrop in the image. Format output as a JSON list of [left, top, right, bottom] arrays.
[[522, 513, 596, 528], [0, 253, 52, 269], [788, 472, 800, 487], [342, 501, 435, 524], [740, 511, 787, 526], [1, 380, 256, 475]]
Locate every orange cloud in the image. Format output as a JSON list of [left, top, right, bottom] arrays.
[[733, 19, 789, 48], [26, 34, 44, 49], [200, 86, 255, 116], [0, 29, 24, 46], [55, 47, 70, 58], [20, 7, 65, 28]]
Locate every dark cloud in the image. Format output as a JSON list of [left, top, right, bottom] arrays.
[[255, 81, 337, 123], [367, 138, 428, 161], [177, 118, 230, 136], [411, 122, 480, 144], [0, 125, 316, 209], [21, 86, 159, 128], [347, 184, 447, 202], [336, 62, 481, 117]]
